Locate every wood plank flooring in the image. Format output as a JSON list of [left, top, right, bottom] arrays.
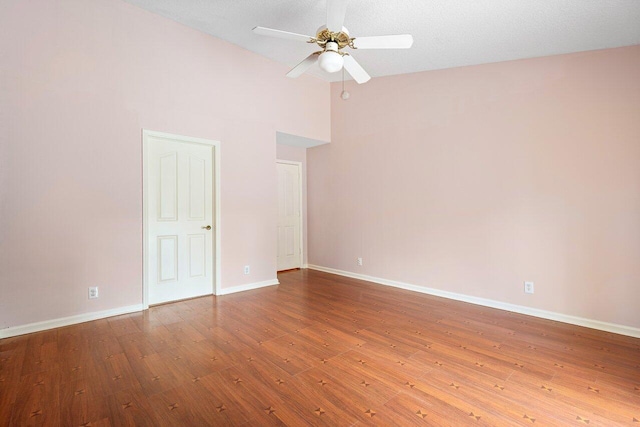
[[1, 269, 639, 426]]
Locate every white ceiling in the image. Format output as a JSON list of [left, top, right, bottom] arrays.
[[123, 0, 640, 82]]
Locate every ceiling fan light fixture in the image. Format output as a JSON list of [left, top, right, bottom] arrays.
[[318, 50, 343, 73]]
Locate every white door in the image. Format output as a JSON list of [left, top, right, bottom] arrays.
[[147, 136, 214, 305], [277, 162, 302, 271]]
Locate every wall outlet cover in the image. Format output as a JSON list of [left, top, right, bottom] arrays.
[[89, 286, 99, 299], [524, 281, 534, 294]]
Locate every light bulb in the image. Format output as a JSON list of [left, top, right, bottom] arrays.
[[340, 90, 350, 100], [318, 51, 344, 73]]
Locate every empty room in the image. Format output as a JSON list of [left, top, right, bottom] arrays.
[[1, 0, 639, 425]]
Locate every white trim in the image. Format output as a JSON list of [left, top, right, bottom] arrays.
[[276, 160, 304, 271], [142, 130, 222, 309], [0, 304, 144, 339], [307, 265, 640, 339], [276, 131, 329, 148], [213, 140, 222, 295], [216, 279, 279, 296], [276, 159, 303, 167]]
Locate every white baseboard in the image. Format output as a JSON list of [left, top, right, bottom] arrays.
[[1, 279, 280, 339], [217, 279, 279, 296], [5, 271, 636, 340], [307, 265, 640, 339], [0, 304, 145, 339]]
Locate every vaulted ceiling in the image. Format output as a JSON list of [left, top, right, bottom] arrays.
[[124, 0, 640, 81]]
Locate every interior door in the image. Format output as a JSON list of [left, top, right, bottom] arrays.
[[147, 136, 214, 305], [277, 162, 301, 271]]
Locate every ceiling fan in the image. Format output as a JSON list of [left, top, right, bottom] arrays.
[[253, 0, 413, 84]]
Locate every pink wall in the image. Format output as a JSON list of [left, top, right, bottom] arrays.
[[0, 0, 330, 329], [276, 144, 308, 266], [308, 46, 640, 329]]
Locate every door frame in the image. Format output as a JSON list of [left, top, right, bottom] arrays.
[[276, 160, 304, 271], [143, 129, 222, 308]]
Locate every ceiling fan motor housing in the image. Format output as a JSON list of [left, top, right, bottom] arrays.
[[315, 26, 353, 49]]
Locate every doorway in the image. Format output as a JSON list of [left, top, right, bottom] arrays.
[[277, 161, 303, 271], [143, 130, 221, 306]]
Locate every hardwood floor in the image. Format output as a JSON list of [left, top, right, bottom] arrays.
[[1, 269, 639, 426]]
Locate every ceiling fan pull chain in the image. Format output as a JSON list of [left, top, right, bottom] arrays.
[[341, 67, 350, 100]]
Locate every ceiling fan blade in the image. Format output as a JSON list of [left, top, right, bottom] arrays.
[[326, 0, 349, 32], [343, 55, 370, 84], [352, 34, 414, 49], [252, 26, 313, 43], [286, 52, 320, 78]]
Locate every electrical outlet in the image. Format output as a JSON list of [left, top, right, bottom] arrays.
[[357, 257, 363, 266], [524, 281, 534, 294], [88, 286, 99, 299], [244, 265, 250, 275]]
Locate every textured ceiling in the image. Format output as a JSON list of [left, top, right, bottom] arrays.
[[123, 0, 640, 82]]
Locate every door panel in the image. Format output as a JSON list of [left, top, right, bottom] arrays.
[[188, 155, 206, 220], [285, 226, 295, 256], [159, 153, 178, 221], [148, 137, 214, 305], [188, 234, 206, 278], [158, 236, 178, 282]]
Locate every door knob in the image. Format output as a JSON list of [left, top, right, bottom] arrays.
[[201, 225, 212, 230]]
